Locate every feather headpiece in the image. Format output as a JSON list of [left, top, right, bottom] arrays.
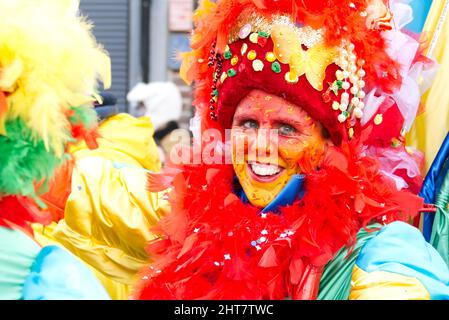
[[0, 0, 110, 229]]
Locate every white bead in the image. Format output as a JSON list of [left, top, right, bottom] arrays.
[[358, 80, 366, 88], [357, 69, 366, 77], [342, 71, 350, 78], [339, 103, 348, 111], [340, 49, 348, 57], [341, 60, 349, 68], [348, 43, 355, 51], [332, 101, 340, 110], [342, 82, 350, 90], [338, 114, 347, 123], [350, 75, 359, 83], [358, 90, 366, 99], [350, 86, 359, 95], [341, 92, 350, 101], [351, 97, 360, 105], [353, 107, 363, 118], [358, 101, 365, 109], [350, 65, 357, 73], [349, 54, 357, 62]]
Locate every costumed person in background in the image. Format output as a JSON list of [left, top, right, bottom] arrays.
[[0, 0, 111, 299], [127, 82, 192, 164], [133, 0, 449, 300]]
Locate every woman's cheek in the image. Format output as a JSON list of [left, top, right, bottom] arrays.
[[299, 136, 327, 173], [231, 129, 249, 158], [279, 137, 304, 169], [279, 136, 326, 173]]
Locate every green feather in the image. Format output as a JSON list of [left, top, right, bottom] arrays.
[[0, 119, 65, 197], [69, 105, 98, 129]]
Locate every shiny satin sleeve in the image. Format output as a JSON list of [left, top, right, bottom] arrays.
[[350, 222, 449, 300], [350, 265, 430, 300], [34, 113, 167, 299], [35, 157, 169, 299]]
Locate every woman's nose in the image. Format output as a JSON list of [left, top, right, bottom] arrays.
[[248, 128, 278, 157]]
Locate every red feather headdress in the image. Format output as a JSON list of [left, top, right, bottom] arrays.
[[181, 0, 430, 150]]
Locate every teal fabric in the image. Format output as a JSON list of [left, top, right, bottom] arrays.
[[23, 245, 110, 300], [0, 227, 40, 300], [356, 221, 449, 300], [318, 224, 381, 300], [429, 154, 449, 267]]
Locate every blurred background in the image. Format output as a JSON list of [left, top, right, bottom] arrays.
[[79, 0, 199, 130], [79, 0, 448, 170]]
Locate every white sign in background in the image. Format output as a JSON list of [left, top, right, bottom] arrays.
[[169, 0, 194, 32]]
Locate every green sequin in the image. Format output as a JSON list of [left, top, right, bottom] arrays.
[[336, 80, 343, 89], [258, 31, 269, 38], [224, 51, 232, 59], [271, 61, 281, 74], [227, 68, 237, 77]]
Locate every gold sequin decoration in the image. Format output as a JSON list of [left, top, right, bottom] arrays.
[[285, 71, 299, 84], [374, 114, 383, 125], [231, 55, 239, 66], [265, 52, 276, 62], [348, 128, 354, 139], [247, 50, 257, 60]]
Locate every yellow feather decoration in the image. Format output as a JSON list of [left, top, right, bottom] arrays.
[[0, 0, 111, 155]]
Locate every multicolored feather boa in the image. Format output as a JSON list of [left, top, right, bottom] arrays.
[[134, 139, 423, 300]]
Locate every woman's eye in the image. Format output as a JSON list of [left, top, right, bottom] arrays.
[[241, 120, 258, 130], [279, 124, 297, 135]]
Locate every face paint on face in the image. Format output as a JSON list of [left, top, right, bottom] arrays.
[[231, 89, 330, 208]]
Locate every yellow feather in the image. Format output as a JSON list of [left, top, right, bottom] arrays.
[[271, 25, 337, 91], [0, 0, 110, 155]]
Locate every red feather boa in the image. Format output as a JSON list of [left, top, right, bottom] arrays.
[[134, 139, 423, 300], [0, 195, 51, 236]]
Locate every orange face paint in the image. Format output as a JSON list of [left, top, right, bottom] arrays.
[[231, 89, 330, 208]]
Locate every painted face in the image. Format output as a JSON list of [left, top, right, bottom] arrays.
[[231, 89, 330, 208]]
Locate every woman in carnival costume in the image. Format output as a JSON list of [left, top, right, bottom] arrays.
[[133, 0, 449, 299], [0, 0, 111, 299]]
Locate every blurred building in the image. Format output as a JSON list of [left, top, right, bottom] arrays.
[[79, 0, 196, 128]]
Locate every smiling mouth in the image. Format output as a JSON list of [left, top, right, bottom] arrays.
[[247, 161, 285, 182]]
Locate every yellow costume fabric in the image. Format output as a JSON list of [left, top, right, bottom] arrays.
[[34, 114, 168, 299], [408, 1, 449, 171], [349, 265, 430, 300]]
